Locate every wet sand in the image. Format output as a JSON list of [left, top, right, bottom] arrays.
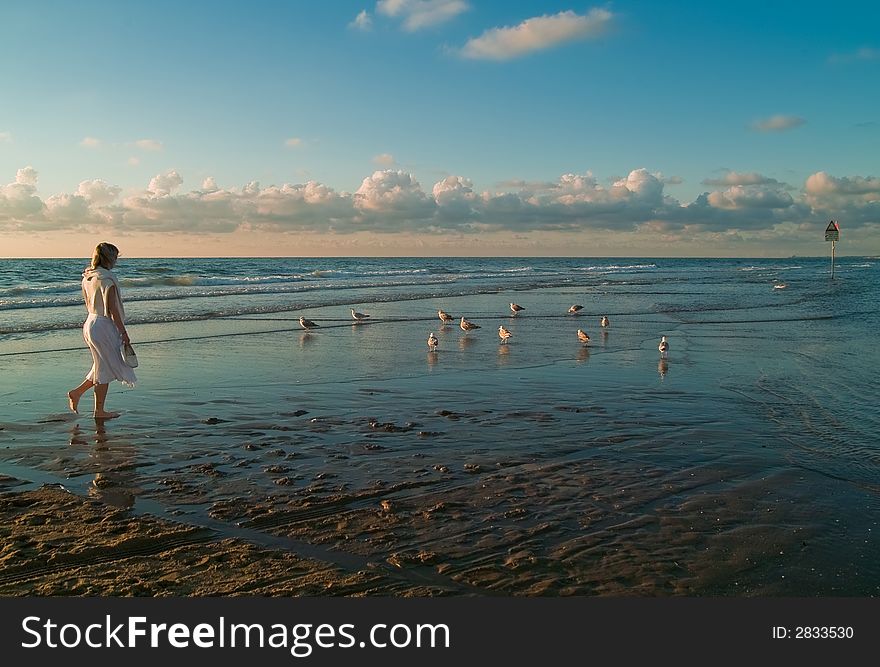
[[0, 486, 445, 596]]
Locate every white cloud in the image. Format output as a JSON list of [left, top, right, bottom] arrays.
[[350, 9, 372, 30], [461, 9, 613, 61], [377, 0, 407, 15], [284, 137, 303, 148], [0, 167, 45, 225], [79, 136, 102, 149], [148, 170, 184, 195], [751, 115, 806, 132], [372, 153, 396, 166], [354, 169, 435, 218], [76, 179, 121, 206], [16, 167, 39, 187], [134, 138, 164, 151], [706, 185, 794, 210], [2, 166, 877, 241], [0, 131, 11, 143], [127, 156, 141, 166], [805, 171, 880, 197], [377, 0, 469, 31], [614, 169, 664, 203]]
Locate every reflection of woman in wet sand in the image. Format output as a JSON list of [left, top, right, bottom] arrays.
[[70, 421, 138, 509], [67, 243, 136, 419]]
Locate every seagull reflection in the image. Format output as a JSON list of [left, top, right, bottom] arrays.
[[497, 343, 511, 365], [658, 358, 669, 380], [576, 346, 591, 364]]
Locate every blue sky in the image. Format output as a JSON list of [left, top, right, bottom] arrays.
[[1, 1, 878, 256]]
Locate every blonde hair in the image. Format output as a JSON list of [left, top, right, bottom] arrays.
[[91, 242, 120, 270]]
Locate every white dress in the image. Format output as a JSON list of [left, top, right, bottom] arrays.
[[81, 267, 137, 387]]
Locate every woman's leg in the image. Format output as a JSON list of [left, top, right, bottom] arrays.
[[93, 383, 120, 419], [67, 379, 94, 413]]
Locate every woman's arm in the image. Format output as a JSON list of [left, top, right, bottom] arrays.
[[106, 285, 130, 344]]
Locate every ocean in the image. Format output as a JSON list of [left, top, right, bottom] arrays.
[[1, 256, 878, 595]]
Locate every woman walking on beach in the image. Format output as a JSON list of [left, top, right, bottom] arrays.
[[67, 242, 136, 419]]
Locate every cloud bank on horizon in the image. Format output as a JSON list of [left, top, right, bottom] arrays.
[[2, 165, 877, 245]]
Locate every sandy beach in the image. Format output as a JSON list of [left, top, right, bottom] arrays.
[[1, 259, 878, 596]]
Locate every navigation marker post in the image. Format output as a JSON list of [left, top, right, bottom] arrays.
[[825, 221, 840, 279]]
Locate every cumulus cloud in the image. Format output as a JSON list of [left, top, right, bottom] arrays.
[[134, 138, 164, 151], [148, 170, 184, 195], [0, 131, 12, 143], [461, 9, 613, 61], [377, 0, 469, 31], [79, 136, 102, 149], [284, 137, 303, 148], [354, 170, 435, 220], [2, 166, 877, 241], [802, 171, 880, 227], [127, 157, 141, 167], [15, 167, 39, 187], [372, 153, 396, 166], [350, 9, 372, 30], [706, 185, 794, 210], [751, 115, 806, 133], [76, 179, 121, 206], [0, 166, 44, 224], [805, 171, 880, 197]]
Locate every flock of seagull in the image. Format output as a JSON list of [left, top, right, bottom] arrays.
[[297, 303, 671, 358]]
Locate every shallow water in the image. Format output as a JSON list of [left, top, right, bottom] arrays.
[[1, 257, 878, 595]]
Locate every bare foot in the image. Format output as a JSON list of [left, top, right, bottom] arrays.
[[67, 391, 79, 414], [93, 410, 120, 420]]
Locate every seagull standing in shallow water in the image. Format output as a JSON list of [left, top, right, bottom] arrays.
[[577, 329, 591, 345], [600, 316, 610, 327], [299, 316, 318, 330], [427, 332, 439, 351], [438, 309, 454, 324], [351, 308, 370, 321], [510, 303, 525, 315], [658, 336, 669, 357], [568, 304, 584, 315], [498, 325, 512, 344], [460, 317, 481, 332]]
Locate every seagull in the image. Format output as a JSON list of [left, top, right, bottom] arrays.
[[299, 316, 319, 330], [658, 335, 669, 357], [600, 316, 610, 327], [498, 325, 512, 344], [427, 332, 439, 351], [577, 329, 591, 345], [460, 316, 481, 332], [351, 308, 370, 321], [568, 304, 584, 315], [438, 309, 455, 324], [510, 303, 525, 315]]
